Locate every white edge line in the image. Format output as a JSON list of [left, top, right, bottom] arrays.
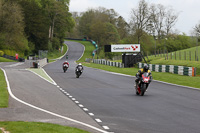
[[73, 42, 85, 65], [84, 66, 200, 90], [1, 68, 110, 133]]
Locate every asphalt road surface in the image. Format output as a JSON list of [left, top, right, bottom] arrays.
[[0, 63, 104, 133], [44, 41, 200, 133]]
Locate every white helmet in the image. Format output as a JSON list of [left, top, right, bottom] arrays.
[[78, 63, 82, 65]]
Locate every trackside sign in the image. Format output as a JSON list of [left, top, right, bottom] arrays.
[[111, 44, 140, 52]]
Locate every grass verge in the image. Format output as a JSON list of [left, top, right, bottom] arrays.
[[0, 57, 16, 62], [0, 121, 89, 133], [27, 68, 55, 84], [0, 69, 8, 108], [47, 44, 68, 63], [82, 63, 200, 89]]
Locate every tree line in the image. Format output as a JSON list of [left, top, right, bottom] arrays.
[[68, 0, 199, 59], [0, 0, 199, 58], [0, 0, 74, 56]]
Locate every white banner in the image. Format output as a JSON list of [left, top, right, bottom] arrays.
[[111, 44, 140, 52]]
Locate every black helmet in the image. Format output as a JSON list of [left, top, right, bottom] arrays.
[[143, 64, 149, 72]]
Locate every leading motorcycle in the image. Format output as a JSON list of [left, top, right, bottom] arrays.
[[63, 64, 69, 73], [135, 72, 151, 96]]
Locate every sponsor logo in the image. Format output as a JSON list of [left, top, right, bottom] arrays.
[[131, 45, 138, 51], [113, 45, 139, 51]]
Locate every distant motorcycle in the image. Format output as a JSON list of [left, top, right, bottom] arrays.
[[63, 64, 69, 73], [135, 72, 151, 96], [75, 66, 83, 78]]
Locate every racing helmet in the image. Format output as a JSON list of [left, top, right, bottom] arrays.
[[143, 64, 149, 72], [78, 63, 82, 66]]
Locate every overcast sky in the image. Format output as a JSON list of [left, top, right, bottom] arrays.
[[69, 0, 200, 35]]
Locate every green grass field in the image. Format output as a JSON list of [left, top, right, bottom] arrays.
[[0, 57, 16, 62], [145, 46, 200, 75], [0, 69, 8, 108], [0, 121, 89, 133], [47, 44, 68, 62]]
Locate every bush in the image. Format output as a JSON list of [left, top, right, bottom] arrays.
[[52, 37, 60, 50], [0, 51, 4, 56]]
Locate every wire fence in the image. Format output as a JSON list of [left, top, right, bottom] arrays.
[[151, 49, 200, 61]]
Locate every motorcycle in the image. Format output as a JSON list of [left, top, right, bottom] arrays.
[[75, 66, 83, 78], [135, 72, 151, 96], [63, 64, 69, 73]]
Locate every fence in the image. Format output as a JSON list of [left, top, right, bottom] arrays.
[[138, 63, 196, 76], [85, 58, 124, 68], [151, 49, 200, 61]]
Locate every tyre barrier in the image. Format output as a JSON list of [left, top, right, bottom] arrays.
[[139, 63, 196, 76]]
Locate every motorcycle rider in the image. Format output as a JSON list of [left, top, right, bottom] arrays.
[[135, 64, 152, 89], [63, 61, 69, 68], [76, 63, 83, 71]]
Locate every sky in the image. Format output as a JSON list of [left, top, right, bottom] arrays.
[[69, 0, 200, 35]]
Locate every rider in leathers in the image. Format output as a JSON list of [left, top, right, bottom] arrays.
[[135, 64, 152, 88], [76, 63, 83, 72]]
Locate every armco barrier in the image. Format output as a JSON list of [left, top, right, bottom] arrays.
[[138, 63, 196, 76], [85, 58, 124, 68]]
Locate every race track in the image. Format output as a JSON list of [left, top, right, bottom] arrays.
[[44, 41, 200, 133]]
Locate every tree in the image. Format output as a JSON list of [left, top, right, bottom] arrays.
[[130, 0, 151, 43], [89, 21, 106, 45], [165, 7, 178, 36], [150, 4, 166, 39], [78, 9, 96, 38], [116, 16, 129, 39], [0, 0, 28, 51], [194, 22, 200, 35], [18, 0, 49, 52], [104, 22, 120, 45]]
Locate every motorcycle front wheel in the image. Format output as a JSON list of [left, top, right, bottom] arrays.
[[139, 84, 146, 96]]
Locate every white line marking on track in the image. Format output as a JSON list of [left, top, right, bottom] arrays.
[[89, 113, 94, 116], [72, 98, 76, 101], [103, 126, 110, 130], [95, 119, 102, 123], [75, 101, 79, 103], [5, 62, 24, 67], [1, 68, 110, 133], [79, 104, 84, 107], [83, 108, 88, 111]]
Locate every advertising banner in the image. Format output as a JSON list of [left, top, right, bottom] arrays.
[[111, 44, 140, 52]]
